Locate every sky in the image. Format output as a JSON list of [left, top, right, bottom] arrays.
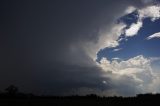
[[0, 0, 160, 96], [97, 13, 160, 61]]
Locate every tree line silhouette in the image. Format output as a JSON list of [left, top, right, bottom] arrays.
[[0, 85, 34, 98], [0, 85, 160, 106]]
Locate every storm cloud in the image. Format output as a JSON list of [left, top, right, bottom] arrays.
[[0, 0, 160, 96]]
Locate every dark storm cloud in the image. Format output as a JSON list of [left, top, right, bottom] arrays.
[[0, 0, 147, 95]]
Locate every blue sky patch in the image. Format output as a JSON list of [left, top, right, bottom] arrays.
[[97, 15, 160, 62]]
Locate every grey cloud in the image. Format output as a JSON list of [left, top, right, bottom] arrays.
[[0, 0, 149, 96]]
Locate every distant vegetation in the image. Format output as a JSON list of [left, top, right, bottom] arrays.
[[0, 85, 159, 106]]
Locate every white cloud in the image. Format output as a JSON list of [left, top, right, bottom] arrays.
[[99, 55, 151, 74], [102, 80, 107, 84], [125, 6, 136, 14], [125, 21, 143, 37], [146, 32, 160, 40], [113, 48, 122, 52], [99, 23, 126, 48], [138, 5, 160, 21], [149, 57, 160, 62], [124, 5, 160, 37], [112, 57, 121, 60], [84, 22, 126, 60], [97, 55, 160, 96]]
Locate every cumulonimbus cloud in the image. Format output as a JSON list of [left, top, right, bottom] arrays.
[[97, 55, 160, 96], [93, 3, 160, 96], [89, 4, 160, 60], [1, 0, 160, 97], [55, 1, 160, 96]]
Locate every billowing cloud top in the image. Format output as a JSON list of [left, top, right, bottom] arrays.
[[96, 1, 160, 96]]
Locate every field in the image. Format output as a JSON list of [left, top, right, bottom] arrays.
[[0, 94, 159, 106]]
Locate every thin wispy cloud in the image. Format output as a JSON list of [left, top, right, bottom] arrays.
[[147, 32, 160, 40]]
